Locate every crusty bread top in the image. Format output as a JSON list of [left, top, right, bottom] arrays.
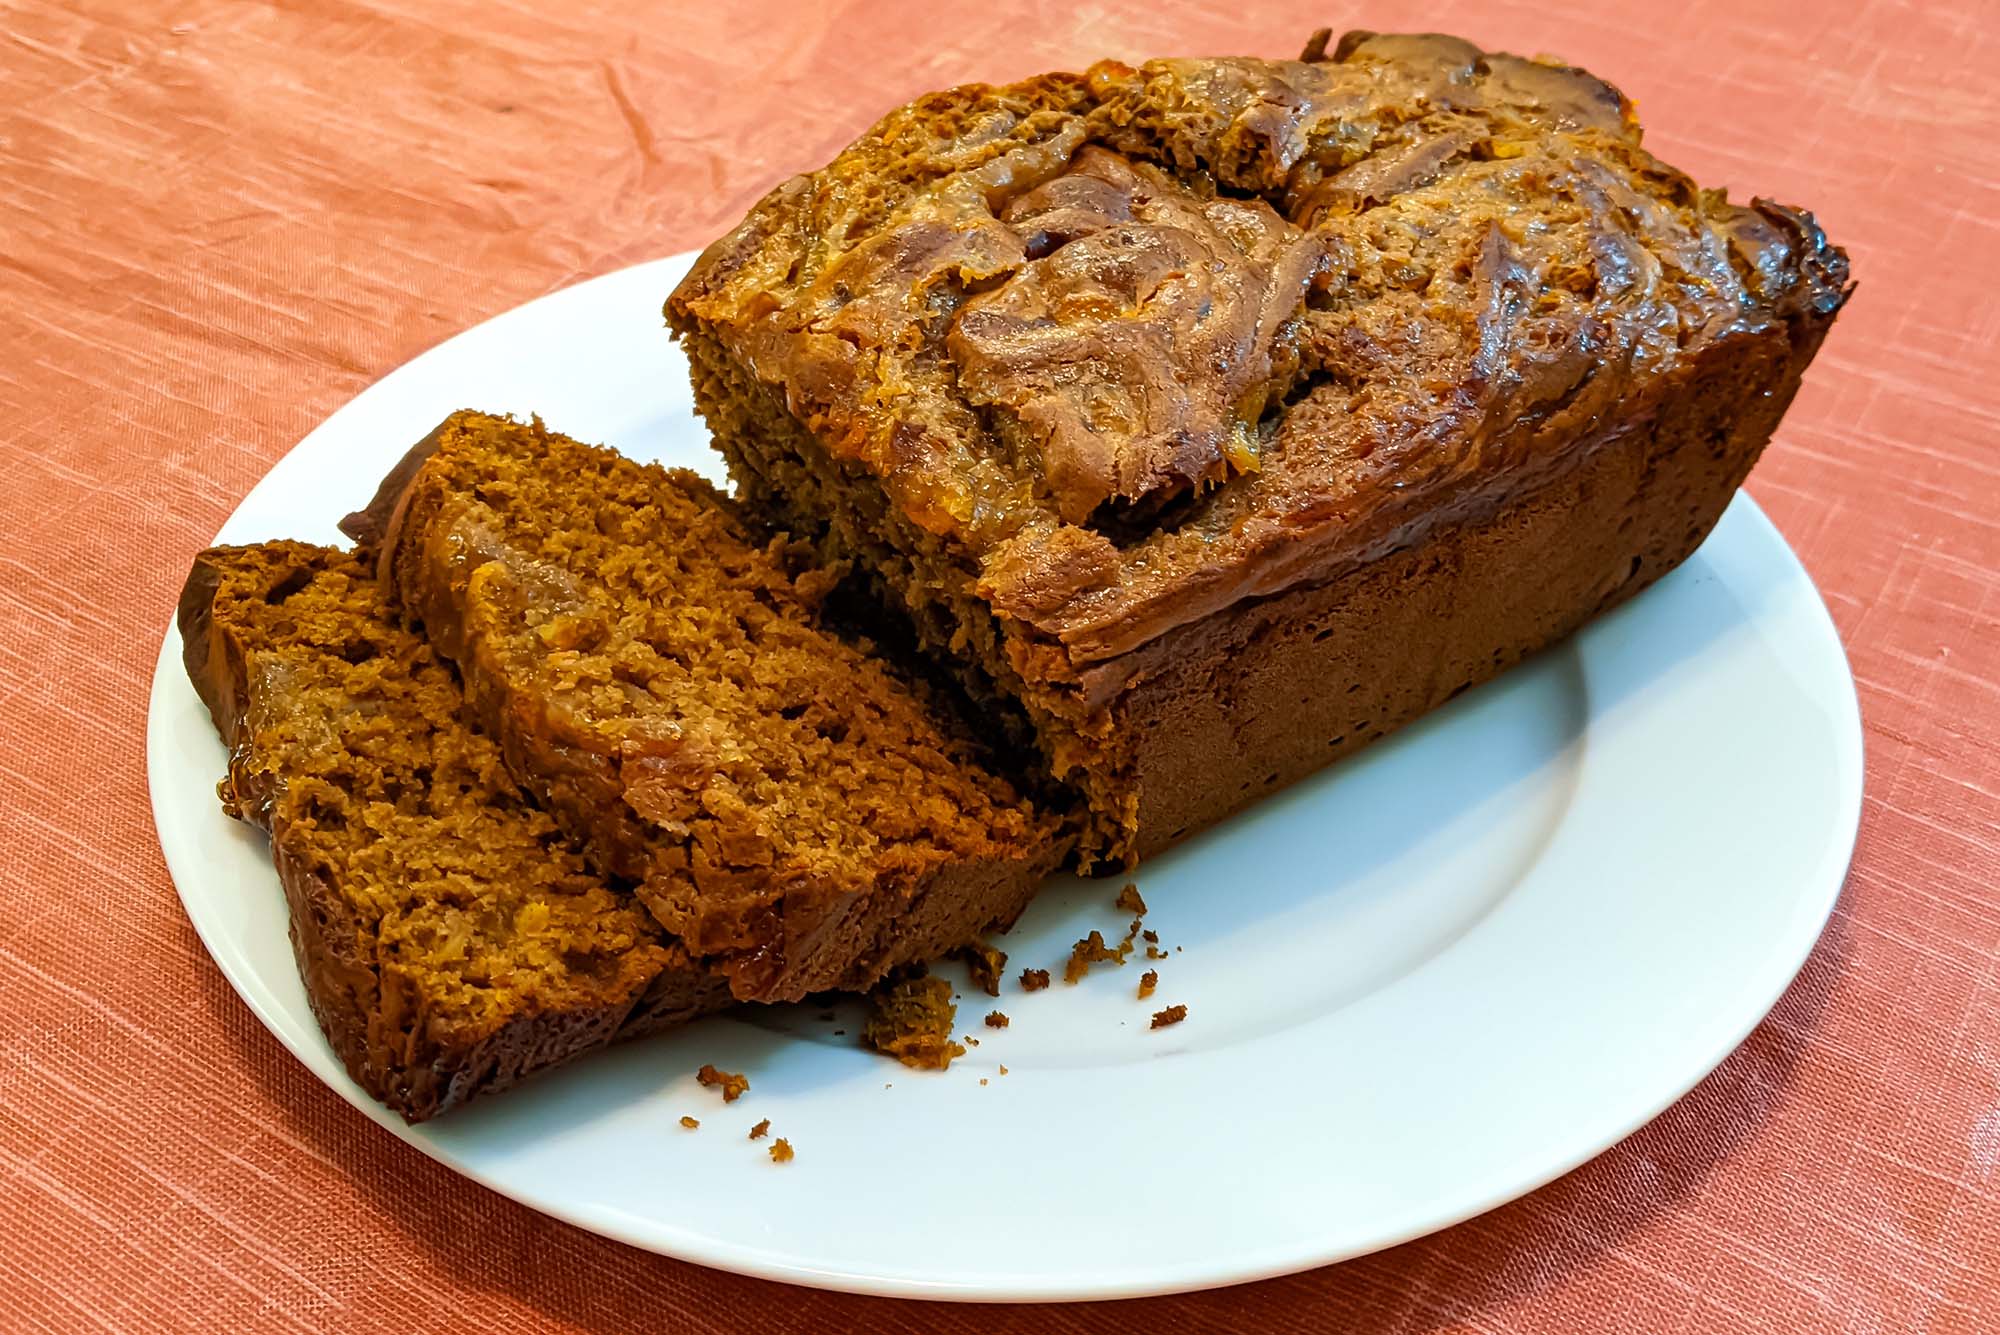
[[669, 29, 1848, 671]]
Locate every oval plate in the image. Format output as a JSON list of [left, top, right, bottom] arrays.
[[147, 254, 1861, 1301]]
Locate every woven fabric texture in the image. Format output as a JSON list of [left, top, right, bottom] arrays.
[[2, 1, 1995, 1330]]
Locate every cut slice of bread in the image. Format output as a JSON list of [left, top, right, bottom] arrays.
[[345, 412, 1069, 1003]]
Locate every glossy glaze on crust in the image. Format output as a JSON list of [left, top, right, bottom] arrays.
[[669, 30, 1849, 682]]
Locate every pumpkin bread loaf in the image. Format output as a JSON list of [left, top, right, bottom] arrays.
[[668, 28, 1850, 865]]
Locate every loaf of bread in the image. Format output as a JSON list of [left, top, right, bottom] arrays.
[[343, 412, 1067, 1003], [177, 542, 732, 1121], [668, 29, 1851, 864]]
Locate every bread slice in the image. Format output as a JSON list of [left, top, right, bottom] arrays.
[[343, 413, 1068, 1003], [178, 541, 731, 1121]]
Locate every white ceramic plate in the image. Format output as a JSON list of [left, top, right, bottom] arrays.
[[147, 253, 1861, 1301]]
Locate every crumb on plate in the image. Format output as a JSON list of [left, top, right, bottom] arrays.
[[956, 940, 1009, 997], [1064, 930, 1127, 983], [696, 1064, 749, 1102]]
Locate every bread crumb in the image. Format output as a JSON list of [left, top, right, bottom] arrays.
[[984, 1010, 1010, 1029], [979, 1077, 989, 1086], [956, 941, 1009, 997], [1142, 929, 1159, 943], [1064, 930, 1126, 983], [1150, 1004, 1188, 1029], [748, 1118, 770, 1140], [769, 1138, 794, 1163], [679, 1116, 699, 1130], [863, 974, 966, 1070], [999, 1064, 1008, 1075], [1115, 883, 1147, 914], [696, 1064, 749, 1102], [1146, 945, 1166, 960], [964, 1035, 979, 1047], [1138, 969, 1158, 1000], [1019, 967, 1051, 992]]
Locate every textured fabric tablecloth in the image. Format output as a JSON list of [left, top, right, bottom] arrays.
[[3, 1, 1996, 1329]]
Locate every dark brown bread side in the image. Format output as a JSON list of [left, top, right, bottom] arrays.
[[1110, 304, 1835, 850], [344, 414, 1067, 1004], [179, 542, 731, 1121]]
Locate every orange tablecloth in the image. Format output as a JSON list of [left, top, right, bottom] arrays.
[[4, 1, 1996, 1329]]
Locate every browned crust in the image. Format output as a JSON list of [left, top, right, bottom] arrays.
[[179, 549, 396, 1108], [667, 34, 1848, 674], [338, 421, 448, 561], [176, 546, 731, 1121]]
